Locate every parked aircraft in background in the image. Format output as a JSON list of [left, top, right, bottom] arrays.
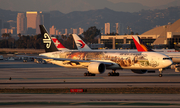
[[132, 35, 180, 72], [51, 37, 69, 51], [37, 25, 172, 77], [72, 34, 91, 51], [72, 34, 176, 52]]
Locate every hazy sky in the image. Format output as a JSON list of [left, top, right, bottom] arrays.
[[108, 0, 175, 7], [0, 0, 177, 13]]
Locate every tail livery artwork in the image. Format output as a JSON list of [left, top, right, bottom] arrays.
[[39, 25, 58, 52], [132, 36, 153, 52], [51, 37, 69, 51], [77, 40, 85, 48], [38, 25, 172, 77], [72, 34, 91, 51]]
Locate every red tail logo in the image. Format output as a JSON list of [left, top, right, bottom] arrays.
[[77, 40, 85, 48], [51, 38, 66, 48], [132, 36, 153, 52]]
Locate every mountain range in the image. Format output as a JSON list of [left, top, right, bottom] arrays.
[[49, 6, 180, 34], [1, 6, 180, 35], [0, 0, 180, 13]]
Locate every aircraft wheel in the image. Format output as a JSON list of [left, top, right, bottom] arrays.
[[91, 74, 96, 76], [116, 73, 119, 76], [87, 73, 90, 76], [159, 74, 162, 77], [84, 73, 87, 76]]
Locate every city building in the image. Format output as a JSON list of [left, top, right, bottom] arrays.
[[105, 23, 110, 34], [49, 25, 56, 35], [26, 11, 44, 34], [26, 11, 37, 29], [1, 28, 14, 34], [7, 20, 16, 28], [100, 19, 180, 50], [17, 13, 27, 35], [64, 29, 68, 35], [1, 28, 8, 34], [115, 23, 119, 34], [58, 31, 61, 35], [79, 27, 84, 35], [36, 11, 44, 34], [142, 19, 180, 49], [73, 29, 77, 34], [56, 30, 60, 35]]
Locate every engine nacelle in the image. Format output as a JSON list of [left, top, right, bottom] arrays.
[[88, 62, 106, 74], [172, 58, 180, 63], [170, 64, 180, 72], [131, 69, 147, 74]]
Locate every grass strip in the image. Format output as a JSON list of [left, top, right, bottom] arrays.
[[0, 87, 180, 94]]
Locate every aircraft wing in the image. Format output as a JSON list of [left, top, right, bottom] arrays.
[[17, 55, 114, 66]]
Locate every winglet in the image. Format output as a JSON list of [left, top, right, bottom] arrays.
[[39, 25, 58, 52], [72, 34, 92, 51], [132, 35, 154, 52]]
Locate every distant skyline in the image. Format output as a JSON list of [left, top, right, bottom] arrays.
[[108, 0, 175, 7], [0, 0, 179, 13]]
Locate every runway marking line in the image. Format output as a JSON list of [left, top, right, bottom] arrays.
[[70, 102, 84, 105], [0, 102, 179, 106], [0, 77, 104, 80]]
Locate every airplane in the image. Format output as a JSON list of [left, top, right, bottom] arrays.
[[71, 34, 180, 72], [72, 34, 180, 64], [132, 35, 180, 72], [38, 25, 172, 77], [72, 34, 176, 52], [53, 34, 179, 73]]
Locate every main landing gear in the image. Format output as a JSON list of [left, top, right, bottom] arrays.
[[108, 69, 119, 76], [159, 68, 163, 77], [84, 72, 96, 76]]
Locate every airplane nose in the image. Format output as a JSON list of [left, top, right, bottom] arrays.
[[165, 60, 173, 67]]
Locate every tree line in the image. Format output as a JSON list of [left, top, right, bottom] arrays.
[[0, 26, 101, 50]]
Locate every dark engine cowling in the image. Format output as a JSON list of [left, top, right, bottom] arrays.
[[88, 62, 106, 74], [131, 70, 148, 74]]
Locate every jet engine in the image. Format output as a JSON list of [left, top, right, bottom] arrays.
[[131, 69, 148, 74], [88, 62, 106, 74], [171, 64, 180, 72]]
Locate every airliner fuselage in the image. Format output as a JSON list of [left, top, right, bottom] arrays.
[[40, 51, 172, 70]]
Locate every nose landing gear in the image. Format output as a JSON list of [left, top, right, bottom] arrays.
[[159, 68, 163, 77]]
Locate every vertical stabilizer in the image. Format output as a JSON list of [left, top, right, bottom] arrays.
[[132, 35, 154, 52], [72, 34, 92, 51], [51, 37, 69, 51], [39, 25, 58, 52]]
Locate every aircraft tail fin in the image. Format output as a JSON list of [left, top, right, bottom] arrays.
[[72, 34, 92, 51], [39, 25, 58, 52], [132, 35, 154, 52], [51, 37, 69, 51]]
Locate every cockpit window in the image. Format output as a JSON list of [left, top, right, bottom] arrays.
[[163, 58, 171, 60]]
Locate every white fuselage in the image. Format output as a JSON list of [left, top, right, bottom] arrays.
[[40, 51, 172, 70], [76, 49, 180, 63]]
